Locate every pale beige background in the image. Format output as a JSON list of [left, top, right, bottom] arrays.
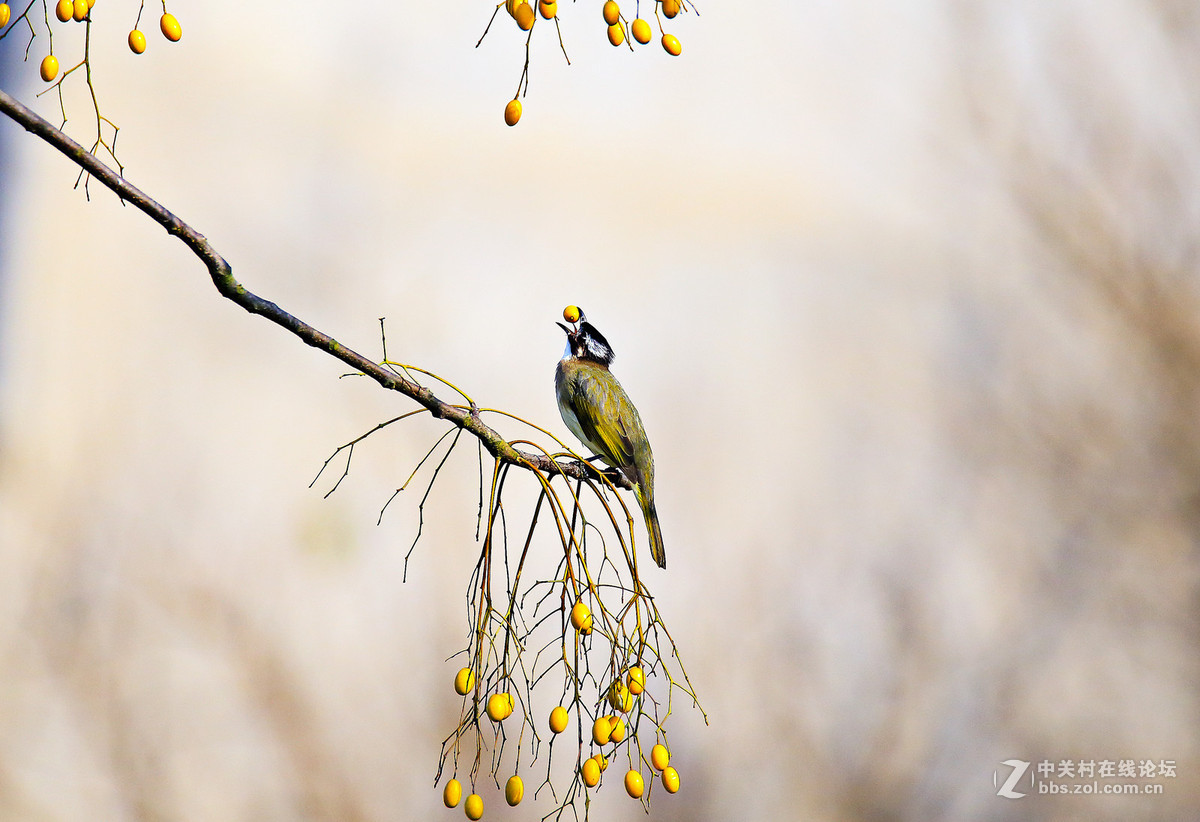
[[2, 1, 1199, 820]]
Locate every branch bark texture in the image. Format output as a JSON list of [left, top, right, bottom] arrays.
[[0, 86, 620, 487]]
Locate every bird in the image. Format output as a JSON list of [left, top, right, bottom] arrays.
[[555, 306, 665, 569]]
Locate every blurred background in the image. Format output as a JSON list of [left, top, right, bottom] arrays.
[[2, 0, 1199, 819]]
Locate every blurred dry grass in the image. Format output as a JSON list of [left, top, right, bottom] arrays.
[[2, 1, 1200, 820]]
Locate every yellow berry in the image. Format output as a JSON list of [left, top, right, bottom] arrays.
[[631, 18, 651, 44], [39, 54, 59, 82], [443, 778, 462, 808], [487, 692, 514, 722], [505, 0, 519, 16], [650, 743, 670, 771], [624, 770, 645, 799], [581, 757, 600, 788], [0, 4, 10, 28], [626, 666, 645, 695], [608, 716, 626, 743], [128, 29, 147, 54], [607, 23, 624, 47], [160, 12, 181, 41], [570, 601, 593, 634], [505, 775, 524, 806], [71, 0, 87, 22], [563, 305, 582, 323], [609, 681, 634, 712], [538, 0, 556, 18], [662, 0, 680, 17], [594, 752, 609, 772], [549, 705, 569, 734], [592, 715, 612, 746], [504, 98, 522, 127], [662, 33, 681, 56], [662, 766, 680, 793], [464, 793, 483, 821], [86, 0, 94, 9], [608, 681, 627, 711], [54, 0, 72, 22], [602, 0, 620, 25], [514, 1, 534, 30], [454, 666, 475, 696]]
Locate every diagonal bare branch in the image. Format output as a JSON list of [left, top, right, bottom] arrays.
[[0, 85, 628, 489]]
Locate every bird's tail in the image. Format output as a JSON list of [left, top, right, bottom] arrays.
[[635, 485, 666, 569]]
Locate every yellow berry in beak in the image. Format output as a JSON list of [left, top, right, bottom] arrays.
[[563, 305, 582, 324]]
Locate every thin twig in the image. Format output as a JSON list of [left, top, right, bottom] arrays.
[[0, 85, 619, 488]]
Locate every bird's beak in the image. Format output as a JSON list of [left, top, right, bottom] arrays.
[[558, 309, 585, 334]]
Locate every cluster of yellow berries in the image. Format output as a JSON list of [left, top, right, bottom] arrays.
[[452, 667, 520, 724], [445, 651, 680, 814], [128, 12, 183, 55], [52, 0, 94, 24], [445, 666, 524, 818], [442, 776, 524, 820], [4, 0, 183, 84], [576, 666, 676, 798], [565, 608, 683, 799], [502, 0, 549, 31], [584, 741, 678, 797], [500, 0, 688, 126], [600, 1, 683, 56], [128, 10, 181, 56]]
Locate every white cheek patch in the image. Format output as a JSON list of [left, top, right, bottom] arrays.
[[584, 337, 612, 363]]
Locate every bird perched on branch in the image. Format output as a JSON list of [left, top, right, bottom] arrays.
[[555, 305, 665, 569]]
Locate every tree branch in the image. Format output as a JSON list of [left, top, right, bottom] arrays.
[[0, 85, 623, 488]]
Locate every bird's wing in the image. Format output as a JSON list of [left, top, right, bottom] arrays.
[[568, 370, 638, 472]]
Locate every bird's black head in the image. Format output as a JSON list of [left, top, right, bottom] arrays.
[[557, 310, 615, 366]]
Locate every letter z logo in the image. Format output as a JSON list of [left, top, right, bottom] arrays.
[[994, 759, 1030, 799]]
